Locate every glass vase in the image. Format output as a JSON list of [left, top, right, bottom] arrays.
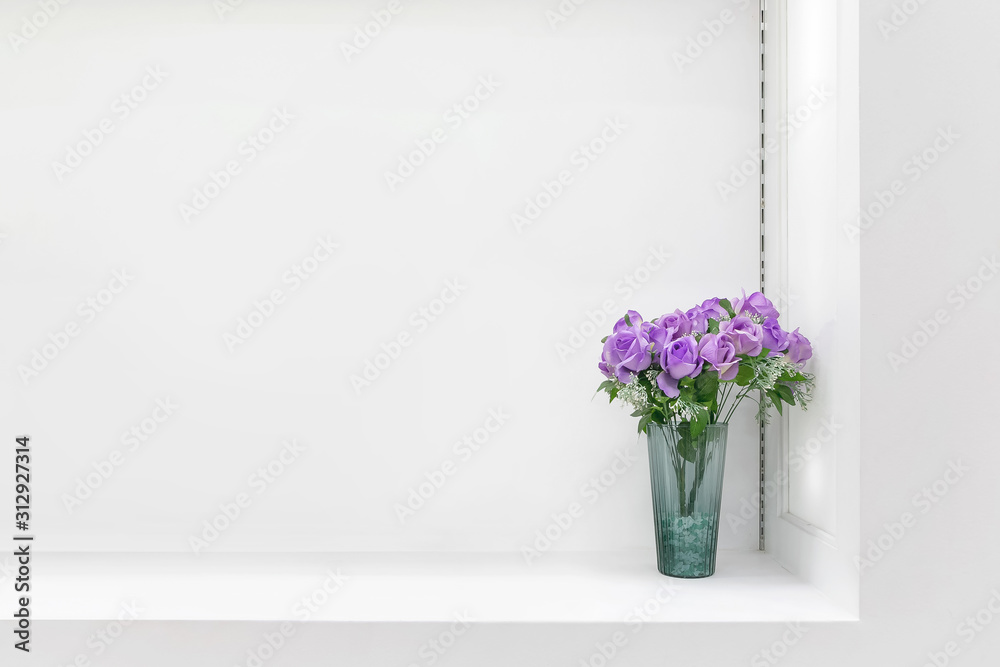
[[646, 423, 729, 578]]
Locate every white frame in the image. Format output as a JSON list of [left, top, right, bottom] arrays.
[[762, 0, 861, 618]]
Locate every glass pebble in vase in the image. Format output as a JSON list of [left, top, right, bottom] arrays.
[[646, 423, 729, 578]]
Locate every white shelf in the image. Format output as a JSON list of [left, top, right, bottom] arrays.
[[35, 550, 854, 623]]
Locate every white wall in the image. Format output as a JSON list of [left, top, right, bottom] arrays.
[[0, 0, 763, 553], [849, 0, 1000, 662]]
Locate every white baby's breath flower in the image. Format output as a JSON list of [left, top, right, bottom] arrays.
[[617, 377, 650, 411], [757, 391, 774, 424], [673, 397, 706, 423], [793, 371, 816, 410]]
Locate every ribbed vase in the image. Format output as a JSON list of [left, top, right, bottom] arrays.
[[646, 423, 729, 578]]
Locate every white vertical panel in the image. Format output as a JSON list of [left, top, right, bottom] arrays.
[[784, 0, 840, 535], [764, 0, 860, 616]]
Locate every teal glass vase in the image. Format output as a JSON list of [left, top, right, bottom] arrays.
[[646, 423, 729, 578]]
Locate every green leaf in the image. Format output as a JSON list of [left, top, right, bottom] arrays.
[[735, 364, 755, 386], [597, 380, 616, 393], [694, 372, 719, 403], [601, 336, 608, 343], [777, 369, 801, 382], [638, 413, 653, 434], [650, 408, 667, 425], [757, 347, 771, 359], [719, 298, 735, 318], [624, 313, 632, 326], [774, 384, 795, 405], [676, 428, 698, 463], [609, 386, 620, 402], [690, 408, 709, 438], [767, 390, 783, 415], [707, 318, 720, 334], [635, 373, 650, 391]]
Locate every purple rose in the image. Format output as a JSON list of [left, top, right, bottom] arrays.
[[785, 328, 813, 364], [655, 310, 693, 337], [598, 361, 614, 379], [656, 373, 680, 398], [719, 316, 764, 357], [656, 335, 702, 398], [661, 335, 703, 379], [685, 307, 706, 334], [602, 324, 653, 383], [761, 317, 789, 355], [731, 289, 780, 320], [698, 333, 739, 381], [613, 310, 644, 333], [686, 298, 730, 335], [701, 298, 729, 319], [647, 322, 679, 354]]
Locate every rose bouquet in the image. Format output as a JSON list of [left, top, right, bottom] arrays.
[[597, 291, 814, 577], [596, 291, 815, 436]]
